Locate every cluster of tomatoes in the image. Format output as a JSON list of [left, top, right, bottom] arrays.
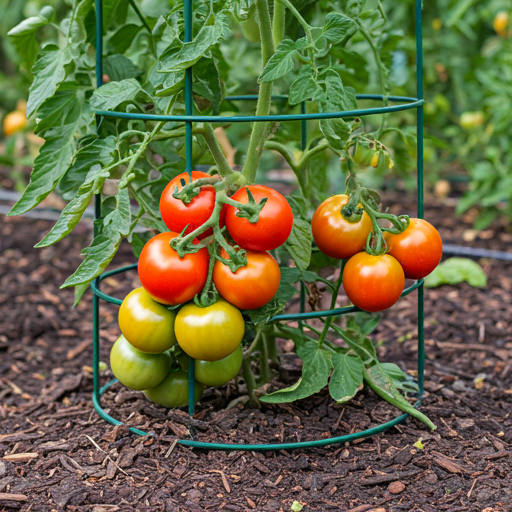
[[110, 172, 294, 408], [312, 194, 443, 313]]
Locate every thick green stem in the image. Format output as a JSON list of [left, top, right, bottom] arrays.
[[272, 0, 286, 48], [318, 261, 346, 349], [202, 124, 233, 177], [197, 244, 218, 307], [259, 333, 272, 383], [241, 0, 275, 184], [242, 357, 258, 402]]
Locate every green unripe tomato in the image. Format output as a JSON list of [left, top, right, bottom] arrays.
[[352, 141, 376, 167], [144, 370, 204, 408], [110, 335, 171, 391], [175, 299, 245, 361], [177, 136, 206, 162], [433, 94, 450, 113], [118, 288, 177, 354], [460, 111, 485, 130], [177, 353, 190, 372], [194, 344, 243, 387]]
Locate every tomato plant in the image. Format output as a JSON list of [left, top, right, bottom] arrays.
[[213, 249, 281, 310], [110, 335, 171, 391], [144, 370, 204, 408], [118, 287, 177, 354], [175, 299, 245, 362], [343, 253, 405, 313], [225, 185, 293, 252], [8, 1, 438, 427], [312, 194, 373, 260], [385, 218, 443, 280], [138, 232, 209, 306]]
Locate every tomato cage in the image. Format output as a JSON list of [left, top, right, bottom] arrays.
[[90, 0, 427, 450]]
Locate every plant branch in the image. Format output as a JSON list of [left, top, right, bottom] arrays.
[[202, 124, 233, 177], [241, 0, 275, 183], [273, 0, 286, 48]]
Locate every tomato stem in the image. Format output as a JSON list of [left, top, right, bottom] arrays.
[[195, 244, 219, 308], [317, 260, 346, 349]]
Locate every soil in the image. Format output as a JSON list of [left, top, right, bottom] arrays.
[[1, 191, 511, 512]]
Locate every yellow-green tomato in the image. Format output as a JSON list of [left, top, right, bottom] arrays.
[[144, 370, 204, 408], [175, 299, 245, 361], [110, 335, 171, 391], [195, 344, 243, 387], [118, 288, 177, 354]]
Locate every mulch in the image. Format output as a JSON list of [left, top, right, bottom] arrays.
[[0, 191, 511, 512]]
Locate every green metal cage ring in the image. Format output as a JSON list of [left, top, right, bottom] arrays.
[[93, 94, 424, 124], [90, 265, 424, 450], [90, 263, 423, 322]]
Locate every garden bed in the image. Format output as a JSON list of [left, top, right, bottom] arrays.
[[0, 193, 511, 511]]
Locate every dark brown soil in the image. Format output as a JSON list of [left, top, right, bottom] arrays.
[[1, 192, 512, 512]]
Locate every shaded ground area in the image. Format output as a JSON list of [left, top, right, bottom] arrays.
[[0, 194, 511, 512]]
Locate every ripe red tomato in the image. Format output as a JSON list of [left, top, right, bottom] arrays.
[[343, 253, 405, 312], [159, 171, 226, 239], [384, 218, 443, 280], [213, 249, 281, 310], [225, 185, 293, 251], [312, 194, 373, 260], [138, 232, 209, 305]]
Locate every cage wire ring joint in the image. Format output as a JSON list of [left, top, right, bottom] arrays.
[[90, 0, 427, 451]]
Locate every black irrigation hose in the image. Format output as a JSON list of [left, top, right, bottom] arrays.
[[442, 244, 512, 262]]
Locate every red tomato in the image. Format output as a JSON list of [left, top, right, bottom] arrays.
[[384, 218, 443, 280], [225, 185, 293, 251], [343, 253, 404, 312], [159, 171, 225, 239], [311, 194, 373, 259], [138, 232, 209, 305], [213, 249, 281, 310]]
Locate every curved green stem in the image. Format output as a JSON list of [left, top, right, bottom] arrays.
[[196, 244, 219, 307], [202, 124, 233, 177], [318, 260, 346, 349], [241, 0, 275, 184], [273, 0, 286, 48]]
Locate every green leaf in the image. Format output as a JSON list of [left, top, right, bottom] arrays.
[[89, 79, 149, 110], [108, 24, 142, 54], [103, 55, 142, 81], [283, 218, 312, 270], [26, 45, 73, 117], [7, 6, 54, 69], [289, 66, 324, 105], [103, 187, 132, 236], [424, 258, 487, 288], [280, 267, 320, 285], [36, 165, 110, 247], [260, 40, 297, 83], [9, 85, 87, 216], [329, 353, 364, 403], [322, 12, 357, 44], [61, 232, 122, 289], [59, 136, 117, 200], [243, 297, 285, 326], [159, 13, 230, 73], [380, 363, 418, 394], [261, 342, 332, 403], [364, 365, 436, 430]]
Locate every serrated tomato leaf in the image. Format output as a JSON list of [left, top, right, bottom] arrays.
[[261, 342, 332, 403], [284, 218, 312, 270], [329, 353, 364, 403]]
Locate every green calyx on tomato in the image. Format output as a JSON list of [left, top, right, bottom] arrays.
[[213, 248, 281, 310], [343, 252, 405, 313], [225, 185, 294, 252], [138, 231, 209, 306], [118, 287, 177, 354], [175, 298, 245, 361], [160, 171, 226, 239], [312, 194, 373, 260], [110, 335, 171, 391], [384, 218, 443, 280], [144, 369, 204, 408]]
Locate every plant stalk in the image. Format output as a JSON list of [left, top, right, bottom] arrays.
[[241, 0, 275, 184]]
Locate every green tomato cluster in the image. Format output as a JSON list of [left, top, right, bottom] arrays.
[[109, 288, 244, 409]]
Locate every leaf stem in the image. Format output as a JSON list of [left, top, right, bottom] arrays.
[[202, 124, 233, 177], [128, 0, 156, 56]]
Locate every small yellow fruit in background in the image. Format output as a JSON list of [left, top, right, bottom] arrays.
[[3, 110, 27, 137], [432, 19, 442, 31], [493, 11, 509, 36]]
